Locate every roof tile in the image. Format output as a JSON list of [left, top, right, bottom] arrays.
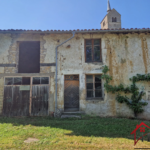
[[0, 28, 149, 33]]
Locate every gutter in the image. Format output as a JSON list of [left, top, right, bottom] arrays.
[[55, 31, 75, 114]]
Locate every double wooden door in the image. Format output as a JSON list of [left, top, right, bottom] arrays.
[[3, 77, 49, 116]]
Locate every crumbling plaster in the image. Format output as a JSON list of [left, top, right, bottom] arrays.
[[0, 33, 54, 114], [0, 34, 12, 64], [43, 32, 150, 119], [0, 32, 149, 119]]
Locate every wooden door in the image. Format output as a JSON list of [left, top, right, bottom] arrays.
[[3, 86, 30, 116], [31, 85, 48, 116], [64, 75, 79, 111]]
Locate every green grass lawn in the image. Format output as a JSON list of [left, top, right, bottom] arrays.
[[0, 116, 150, 150]]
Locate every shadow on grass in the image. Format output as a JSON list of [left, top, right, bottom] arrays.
[[0, 116, 149, 141]]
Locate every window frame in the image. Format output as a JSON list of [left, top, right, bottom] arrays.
[[4, 76, 50, 86], [84, 39, 102, 63], [32, 77, 49, 85], [86, 74, 103, 100]]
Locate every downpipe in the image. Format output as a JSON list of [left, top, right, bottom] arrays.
[[55, 31, 75, 116]]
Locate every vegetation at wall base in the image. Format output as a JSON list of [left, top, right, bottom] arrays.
[[101, 65, 149, 117]]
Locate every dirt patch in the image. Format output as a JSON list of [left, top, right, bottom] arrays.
[[24, 138, 39, 143]]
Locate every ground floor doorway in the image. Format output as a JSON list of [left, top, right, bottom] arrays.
[[64, 75, 79, 111]]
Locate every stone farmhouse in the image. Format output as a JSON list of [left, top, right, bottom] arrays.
[[0, 0, 150, 119]]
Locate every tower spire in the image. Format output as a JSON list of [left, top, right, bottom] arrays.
[[107, 0, 111, 13]]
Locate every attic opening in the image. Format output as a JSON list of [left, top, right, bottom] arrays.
[[103, 21, 105, 27], [18, 41, 40, 73], [112, 17, 117, 22]]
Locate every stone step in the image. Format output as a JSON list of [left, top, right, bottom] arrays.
[[61, 115, 81, 119], [62, 111, 85, 115]]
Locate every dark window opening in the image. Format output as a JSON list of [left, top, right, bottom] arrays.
[[85, 39, 101, 62], [14, 78, 22, 85], [5, 78, 13, 85], [86, 75, 102, 99], [5, 77, 30, 85], [41, 77, 49, 84], [18, 41, 40, 73], [5, 77, 49, 86], [33, 77, 49, 85], [33, 77, 40, 84], [103, 21, 105, 26], [112, 17, 117, 22], [22, 77, 30, 85]]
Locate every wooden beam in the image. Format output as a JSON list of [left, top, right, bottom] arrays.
[[40, 63, 56, 66], [0, 64, 16, 67], [29, 77, 33, 116]]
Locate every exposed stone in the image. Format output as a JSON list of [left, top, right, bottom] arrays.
[[4, 67, 17, 73], [40, 66, 51, 73]]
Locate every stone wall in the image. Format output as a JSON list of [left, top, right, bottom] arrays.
[[0, 32, 150, 119], [43, 32, 150, 119], [0, 33, 55, 114]]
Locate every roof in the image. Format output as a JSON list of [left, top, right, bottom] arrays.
[[100, 14, 107, 24], [110, 8, 121, 16], [0, 28, 150, 34]]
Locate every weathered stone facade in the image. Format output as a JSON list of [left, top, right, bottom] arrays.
[[0, 30, 149, 119]]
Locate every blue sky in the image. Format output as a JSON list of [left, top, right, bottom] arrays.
[[0, 0, 149, 30]]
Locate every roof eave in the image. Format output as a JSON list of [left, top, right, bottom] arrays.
[[0, 29, 150, 34]]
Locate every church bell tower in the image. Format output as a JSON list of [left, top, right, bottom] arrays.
[[101, 0, 121, 29]]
